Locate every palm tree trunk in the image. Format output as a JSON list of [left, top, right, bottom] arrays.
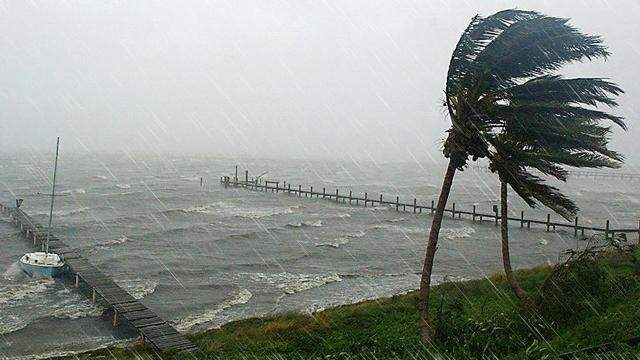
[[500, 181, 529, 302], [419, 159, 457, 344]]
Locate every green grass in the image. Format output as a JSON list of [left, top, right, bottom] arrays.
[[61, 250, 640, 359]]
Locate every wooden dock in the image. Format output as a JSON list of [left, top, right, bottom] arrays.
[[221, 171, 640, 240], [0, 203, 198, 354]]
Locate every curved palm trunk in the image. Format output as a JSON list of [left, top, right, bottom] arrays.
[[500, 181, 529, 302], [419, 160, 457, 344]]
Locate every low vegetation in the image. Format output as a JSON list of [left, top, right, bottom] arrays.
[[63, 243, 640, 359]]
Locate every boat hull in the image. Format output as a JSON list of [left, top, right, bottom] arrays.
[[19, 260, 66, 277]]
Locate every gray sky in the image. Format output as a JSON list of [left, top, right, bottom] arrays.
[[0, 0, 639, 163]]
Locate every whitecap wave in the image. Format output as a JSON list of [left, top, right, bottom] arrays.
[[116, 184, 131, 189], [286, 220, 323, 228], [247, 272, 341, 295], [167, 202, 297, 219], [115, 279, 158, 300], [315, 230, 365, 248], [96, 235, 129, 248], [172, 289, 252, 332], [441, 227, 476, 240]]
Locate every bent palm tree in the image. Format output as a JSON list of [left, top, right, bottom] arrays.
[[419, 9, 625, 342]]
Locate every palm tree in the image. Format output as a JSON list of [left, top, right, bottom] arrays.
[[418, 9, 625, 343], [489, 112, 624, 301]]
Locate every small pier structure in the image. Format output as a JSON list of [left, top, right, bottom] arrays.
[[221, 170, 640, 240], [0, 203, 198, 354]]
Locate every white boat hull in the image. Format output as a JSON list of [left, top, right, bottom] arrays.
[[19, 252, 66, 278]]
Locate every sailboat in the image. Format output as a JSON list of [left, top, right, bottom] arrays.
[[19, 137, 66, 277]]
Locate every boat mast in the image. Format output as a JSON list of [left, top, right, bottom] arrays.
[[44, 137, 60, 254]]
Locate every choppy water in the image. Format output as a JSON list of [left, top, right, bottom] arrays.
[[0, 153, 638, 358]]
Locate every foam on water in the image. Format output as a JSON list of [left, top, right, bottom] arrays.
[[315, 230, 365, 248]]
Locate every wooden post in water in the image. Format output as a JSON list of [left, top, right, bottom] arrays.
[[472, 205, 476, 222], [349, 191, 353, 204], [379, 194, 383, 207], [637, 219, 640, 241], [396, 196, 399, 211], [364, 192, 368, 207], [413, 198, 417, 213], [431, 200, 435, 214], [310, 186, 313, 198], [336, 189, 339, 203], [452, 203, 456, 219], [322, 188, 326, 198], [546, 214, 551, 232], [520, 211, 524, 228], [245, 170, 248, 184], [288, 184, 291, 194], [605, 220, 610, 239], [574, 217, 579, 237], [298, 185, 302, 197], [235, 166, 238, 183]]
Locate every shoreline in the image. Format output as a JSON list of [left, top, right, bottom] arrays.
[[56, 250, 640, 359]]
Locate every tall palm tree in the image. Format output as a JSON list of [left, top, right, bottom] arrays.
[[418, 9, 625, 343], [489, 112, 625, 301]]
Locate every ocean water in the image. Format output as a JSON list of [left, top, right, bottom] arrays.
[[0, 153, 639, 358]]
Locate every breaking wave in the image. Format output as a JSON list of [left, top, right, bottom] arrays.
[[286, 220, 323, 228], [165, 202, 297, 219], [315, 230, 365, 248], [247, 272, 342, 295], [172, 289, 252, 332]]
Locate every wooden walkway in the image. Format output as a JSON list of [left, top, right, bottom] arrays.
[[0, 203, 197, 354], [222, 172, 640, 240]]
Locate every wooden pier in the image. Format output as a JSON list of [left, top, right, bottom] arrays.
[[0, 203, 197, 354], [221, 172, 640, 240]]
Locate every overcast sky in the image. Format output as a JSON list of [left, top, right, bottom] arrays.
[[0, 0, 639, 163]]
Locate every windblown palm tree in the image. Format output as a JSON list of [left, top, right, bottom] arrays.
[[419, 9, 626, 342]]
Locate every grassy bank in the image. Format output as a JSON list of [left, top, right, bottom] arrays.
[[65, 249, 640, 359]]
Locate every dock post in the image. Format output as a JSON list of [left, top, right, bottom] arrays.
[[336, 189, 339, 203], [275, 182, 279, 193], [546, 214, 551, 232], [349, 191, 353, 204], [452, 203, 456, 219], [364, 192, 368, 207], [379, 194, 383, 207], [472, 205, 476, 221], [413, 198, 417, 213], [322, 188, 326, 198], [298, 185, 302, 197], [310, 186, 313, 198], [245, 170, 248, 184], [494, 206, 499, 226], [520, 211, 524, 228], [288, 184, 291, 194], [431, 200, 435, 214], [235, 166, 238, 183], [396, 196, 399, 211], [75, 273, 79, 288], [574, 217, 579, 237], [605, 220, 610, 239]]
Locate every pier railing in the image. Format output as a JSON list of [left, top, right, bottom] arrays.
[[221, 173, 640, 240]]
